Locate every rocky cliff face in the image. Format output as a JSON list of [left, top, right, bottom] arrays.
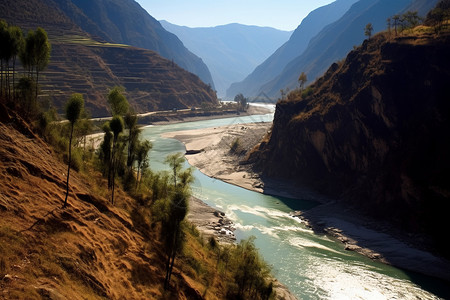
[[251, 32, 450, 248]]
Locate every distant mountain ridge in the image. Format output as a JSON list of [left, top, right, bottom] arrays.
[[227, 0, 359, 99], [160, 21, 291, 98], [229, 0, 439, 100], [50, 0, 215, 89]]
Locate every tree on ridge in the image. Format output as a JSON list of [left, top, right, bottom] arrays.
[[365, 23, 373, 40]]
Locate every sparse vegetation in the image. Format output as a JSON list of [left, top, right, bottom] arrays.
[[365, 23, 373, 40], [425, 0, 450, 34], [298, 72, 307, 91]]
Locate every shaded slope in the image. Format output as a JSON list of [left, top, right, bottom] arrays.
[[250, 32, 450, 251], [161, 21, 291, 98], [226, 0, 358, 99], [0, 0, 218, 117], [50, 0, 215, 88]]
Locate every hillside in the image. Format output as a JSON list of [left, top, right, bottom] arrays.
[[0, 0, 218, 117], [50, 0, 215, 89], [226, 0, 358, 99], [260, 0, 440, 98], [249, 31, 450, 253], [230, 0, 439, 100], [161, 21, 291, 98], [0, 103, 214, 299]]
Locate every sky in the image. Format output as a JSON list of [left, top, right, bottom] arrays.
[[135, 0, 336, 31]]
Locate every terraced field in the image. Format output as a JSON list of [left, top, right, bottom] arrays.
[[38, 36, 217, 117]]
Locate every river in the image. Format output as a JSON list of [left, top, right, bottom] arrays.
[[141, 110, 449, 300]]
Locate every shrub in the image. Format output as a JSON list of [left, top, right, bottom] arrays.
[[230, 138, 241, 154]]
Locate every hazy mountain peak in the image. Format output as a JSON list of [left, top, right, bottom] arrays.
[[161, 21, 291, 97]]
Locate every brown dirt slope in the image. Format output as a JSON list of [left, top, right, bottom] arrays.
[[0, 104, 208, 299]]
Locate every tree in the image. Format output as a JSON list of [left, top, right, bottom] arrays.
[[32, 27, 50, 99], [427, 8, 446, 33], [161, 153, 192, 289], [63, 93, 84, 208], [165, 152, 185, 187], [109, 116, 124, 204], [401, 11, 422, 30], [18, 27, 50, 100], [99, 122, 113, 177], [298, 72, 307, 91], [163, 187, 189, 289], [392, 14, 400, 36], [107, 86, 129, 116], [365, 23, 373, 40], [17, 76, 36, 115], [0, 20, 11, 98], [8, 26, 24, 99], [135, 140, 152, 189], [124, 111, 140, 171], [387, 17, 392, 37], [234, 93, 247, 112], [231, 236, 273, 299]]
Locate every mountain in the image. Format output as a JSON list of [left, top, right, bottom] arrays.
[[49, 0, 215, 89], [260, 0, 440, 98], [249, 30, 450, 253], [160, 21, 291, 98], [0, 0, 218, 117], [229, 0, 439, 100], [227, 0, 358, 100]]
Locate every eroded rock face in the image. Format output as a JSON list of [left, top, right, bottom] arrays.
[[252, 33, 450, 249]]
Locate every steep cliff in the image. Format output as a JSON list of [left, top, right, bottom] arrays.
[[251, 32, 450, 250]]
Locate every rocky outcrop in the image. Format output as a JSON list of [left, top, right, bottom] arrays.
[[250, 32, 450, 252]]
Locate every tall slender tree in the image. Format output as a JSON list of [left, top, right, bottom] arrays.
[[165, 152, 185, 187], [365, 23, 373, 40], [8, 26, 24, 99], [63, 93, 84, 208], [32, 27, 51, 99], [109, 115, 124, 204], [298, 72, 307, 92], [124, 111, 140, 171], [0, 20, 11, 98], [135, 140, 152, 190], [107, 86, 129, 116]]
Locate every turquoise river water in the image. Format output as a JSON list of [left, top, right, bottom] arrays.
[[141, 111, 450, 300]]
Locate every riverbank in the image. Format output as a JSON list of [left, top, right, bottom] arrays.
[[164, 122, 450, 282], [86, 104, 273, 150], [188, 197, 236, 243]]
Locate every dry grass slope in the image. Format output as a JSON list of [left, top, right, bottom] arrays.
[[0, 103, 226, 299]]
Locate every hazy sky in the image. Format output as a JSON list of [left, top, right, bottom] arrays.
[[135, 0, 336, 31]]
